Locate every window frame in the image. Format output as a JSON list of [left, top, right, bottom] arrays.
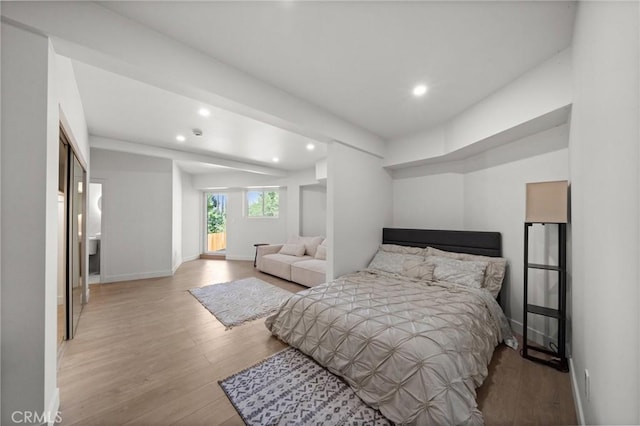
[[245, 188, 280, 219]]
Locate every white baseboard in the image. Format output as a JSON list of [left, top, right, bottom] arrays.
[[101, 270, 173, 283], [569, 358, 586, 425], [172, 259, 182, 274], [46, 387, 60, 425], [225, 255, 253, 261], [183, 254, 200, 262]]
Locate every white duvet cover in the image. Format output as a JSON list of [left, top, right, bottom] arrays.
[[265, 269, 516, 425]]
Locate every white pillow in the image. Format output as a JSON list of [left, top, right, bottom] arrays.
[[367, 251, 424, 274], [304, 236, 324, 257], [379, 244, 428, 256], [279, 244, 306, 257], [287, 236, 324, 257], [315, 245, 327, 260], [402, 259, 435, 281], [428, 256, 488, 288], [427, 247, 507, 297]]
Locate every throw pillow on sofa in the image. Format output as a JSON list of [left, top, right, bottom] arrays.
[[287, 236, 324, 257], [279, 244, 306, 257], [315, 245, 327, 260]]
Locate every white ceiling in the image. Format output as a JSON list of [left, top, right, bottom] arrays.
[[72, 60, 326, 172], [100, 1, 576, 141]]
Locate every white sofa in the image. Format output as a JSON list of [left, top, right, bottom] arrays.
[[256, 236, 327, 287]]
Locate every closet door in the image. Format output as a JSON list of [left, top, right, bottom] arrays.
[[68, 153, 86, 337], [58, 138, 69, 348]]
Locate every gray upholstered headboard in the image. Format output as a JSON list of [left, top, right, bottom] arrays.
[[382, 228, 502, 257]]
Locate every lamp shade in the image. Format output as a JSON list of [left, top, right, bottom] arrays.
[[525, 180, 569, 223]]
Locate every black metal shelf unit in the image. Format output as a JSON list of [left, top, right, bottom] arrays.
[[522, 222, 569, 372]]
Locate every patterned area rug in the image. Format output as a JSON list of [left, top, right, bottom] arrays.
[[189, 277, 292, 328], [219, 347, 390, 425]]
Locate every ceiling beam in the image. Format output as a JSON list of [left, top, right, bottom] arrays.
[[2, 2, 386, 158], [90, 136, 288, 177]]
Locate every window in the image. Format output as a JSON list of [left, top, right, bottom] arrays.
[[246, 190, 279, 218]]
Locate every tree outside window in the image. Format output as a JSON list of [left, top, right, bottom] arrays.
[[247, 190, 279, 217], [207, 194, 226, 233]]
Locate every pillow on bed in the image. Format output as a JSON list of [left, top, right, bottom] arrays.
[[279, 244, 306, 257], [428, 256, 488, 289], [402, 259, 435, 281], [426, 247, 507, 297], [379, 244, 428, 256], [367, 251, 424, 274]]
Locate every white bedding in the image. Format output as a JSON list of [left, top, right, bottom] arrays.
[[266, 269, 516, 425]]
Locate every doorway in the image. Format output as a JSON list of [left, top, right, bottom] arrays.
[[205, 193, 227, 254], [88, 182, 103, 284]]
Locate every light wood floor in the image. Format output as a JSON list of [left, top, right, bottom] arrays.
[[58, 259, 577, 425]]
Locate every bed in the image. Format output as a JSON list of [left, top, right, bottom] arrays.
[[265, 228, 516, 425]]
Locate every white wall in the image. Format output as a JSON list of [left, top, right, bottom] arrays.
[[0, 18, 3, 421], [569, 1, 639, 424], [300, 185, 327, 237], [327, 142, 393, 279], [0, 14, 3, 422], [1, 22, 60, 424], [193, 168, 321, 259], [55, 55, 89, 166], [90, 148, 173, 282], [180, 171, 202, 262], [393, 173, 464, 230], [391, 124, 570, 344], [224, 189, 289, 260], [463, 132, 568, 341], [172, 162, 183, 271]]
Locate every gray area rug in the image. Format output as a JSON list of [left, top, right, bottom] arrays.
[[189, 277, 292, 328], [219, 347, 390, 426]]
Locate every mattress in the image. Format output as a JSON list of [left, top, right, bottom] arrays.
[[265, 269, 516, 425]]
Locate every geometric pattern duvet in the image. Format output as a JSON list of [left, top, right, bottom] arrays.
[[266, 270, 514, 425]]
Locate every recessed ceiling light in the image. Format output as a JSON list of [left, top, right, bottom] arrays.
[[272, 157, 280, 163], [306, 143, 315, 151], [176, 135, 186, 142], [198, 108, 210, 117], [412, 84, 428, 97]]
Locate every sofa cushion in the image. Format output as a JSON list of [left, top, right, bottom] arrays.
[[263, 253, 313, 265], [292, 259, 326, 274], [279, 244, 306, 257], [260, 253, 314, 281], [291, 259, 326, 287]]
